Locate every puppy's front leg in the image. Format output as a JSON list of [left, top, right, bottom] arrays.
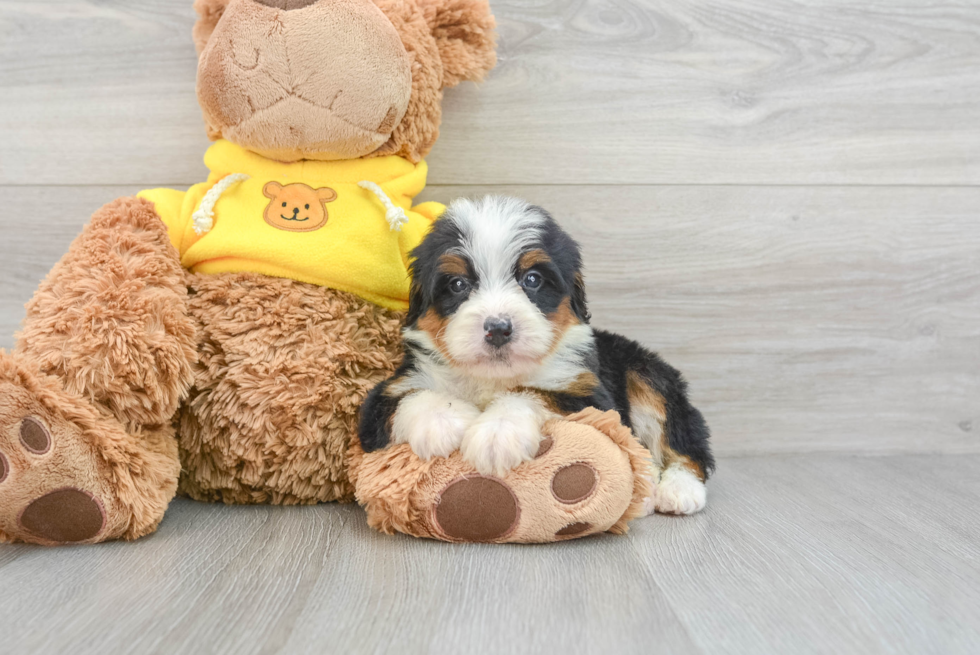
[[392, 390, 481, 459], [461, 393, 551, 477]]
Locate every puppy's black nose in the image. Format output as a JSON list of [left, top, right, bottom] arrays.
[[292, 207, 299, 214], [484, 317, 513, 348]]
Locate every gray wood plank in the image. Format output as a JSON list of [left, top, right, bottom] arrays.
[[2, 184, 977, 456], [0, 455, 978, 654], [1, 0, 978, 186], [628, 454, 980, 655]]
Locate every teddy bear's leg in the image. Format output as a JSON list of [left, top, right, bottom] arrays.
[[0, 197, 193, 544], [349, 409, 653, 543]]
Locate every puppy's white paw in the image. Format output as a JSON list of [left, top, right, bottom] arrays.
[[392, 391, 480, 460], [652, 464, 707, 515], [460, 395, 547, 477]]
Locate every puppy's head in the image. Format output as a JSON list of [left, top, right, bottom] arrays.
[[406, 196, 590, 379]]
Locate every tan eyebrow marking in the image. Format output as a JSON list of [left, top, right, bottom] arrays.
[[519, 249, 552, 270], [416, 308, 453, 361], [438, 254, 469, 277]]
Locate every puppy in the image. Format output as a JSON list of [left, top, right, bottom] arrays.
[[358, 197, 714, 515]]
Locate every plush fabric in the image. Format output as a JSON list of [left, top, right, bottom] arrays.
[[0, 197, 189, 544], [193, 0, 497, 163], [16, 197, 196, 430], [420, 0, 497, 88], [0, 353, 180, 544], [197, 0, 414, 161], [348, 408, 653, 543], [192, 0, 229, 55], [176, 273, 404, 504], [138, 140, 443, 310]]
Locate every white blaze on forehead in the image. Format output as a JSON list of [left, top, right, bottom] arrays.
[[445, 196, 545, 290]]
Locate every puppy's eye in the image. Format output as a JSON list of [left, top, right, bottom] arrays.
[[282, 202, 287, 207], [521, 270, 543, 290], [449, 277, 469, 294], [305, 204, 310, 210]]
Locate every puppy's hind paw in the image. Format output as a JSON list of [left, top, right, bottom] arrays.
[[651, 463, 707, 516]]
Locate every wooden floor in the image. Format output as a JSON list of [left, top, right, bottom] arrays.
[[2, 455, 979, 655], [1, 1, 978, 653]]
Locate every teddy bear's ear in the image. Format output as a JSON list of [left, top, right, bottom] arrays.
[[421, 0, 497, 88], [192, 0, 232, 55]]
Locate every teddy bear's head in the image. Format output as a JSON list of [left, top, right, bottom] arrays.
[[192, 0, 496, 163]]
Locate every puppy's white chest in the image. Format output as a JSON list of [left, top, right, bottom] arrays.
[[446, 378, 519, 411]]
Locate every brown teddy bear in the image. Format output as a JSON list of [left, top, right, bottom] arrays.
[[0, 0, 651, 545]]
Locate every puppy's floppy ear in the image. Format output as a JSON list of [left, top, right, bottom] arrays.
[[406, 238, 431, 325], [533, 206, 591, 324], [406, 224, 445, 325], [571, 271, 591, 324], [422, 0, 497, 88], [405, 278, 427, 326], [193, 0, 231, 55]]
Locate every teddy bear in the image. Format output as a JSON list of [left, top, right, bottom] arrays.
[[0, 0, 652, 546]]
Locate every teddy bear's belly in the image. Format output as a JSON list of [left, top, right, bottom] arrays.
[[175, 271, 404, 504]]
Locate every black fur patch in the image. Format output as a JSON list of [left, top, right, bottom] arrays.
[[521, 209, 590, 322], [358, 351, 422, 452], [593, 329, 715, 477], [406, 219, 470, 325], [357, 379, 400, 452]]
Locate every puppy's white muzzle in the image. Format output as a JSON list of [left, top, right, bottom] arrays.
[[444, 284, 553, 378]]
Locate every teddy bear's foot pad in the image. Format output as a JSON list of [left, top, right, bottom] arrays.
[[0, 356, 134, 546], [350, 408, 654, 543], [434, 476, 520, 541], [18, 487, 107, 543], [11, 415, 106, 542], [0, 408, 112, 545], [19, 417, 51, 454], [430, 459, 604, 542]]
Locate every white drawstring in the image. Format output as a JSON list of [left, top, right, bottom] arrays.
[[192, 173, 250, 235], [358, 180, 409, 232]]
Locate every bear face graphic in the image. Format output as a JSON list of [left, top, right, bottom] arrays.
[[263, 182, 337, 232]]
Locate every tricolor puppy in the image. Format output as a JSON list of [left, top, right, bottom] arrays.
[[358, 197, 714, 515]]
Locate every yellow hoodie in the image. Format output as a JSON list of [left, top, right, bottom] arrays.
[[138, 140, 443, 311]]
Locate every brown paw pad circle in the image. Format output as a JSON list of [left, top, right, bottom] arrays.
[[551, 463, 598, 504], [18, 488, 106, 543], [20, 417, 51, 454], [534, 437, 554, 459], [434, 476, 520, 542]]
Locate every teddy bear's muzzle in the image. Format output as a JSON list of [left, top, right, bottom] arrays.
[[253, 0, 319, 9], [220, 95, 400, 162], [197, 0, 412, 161]]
